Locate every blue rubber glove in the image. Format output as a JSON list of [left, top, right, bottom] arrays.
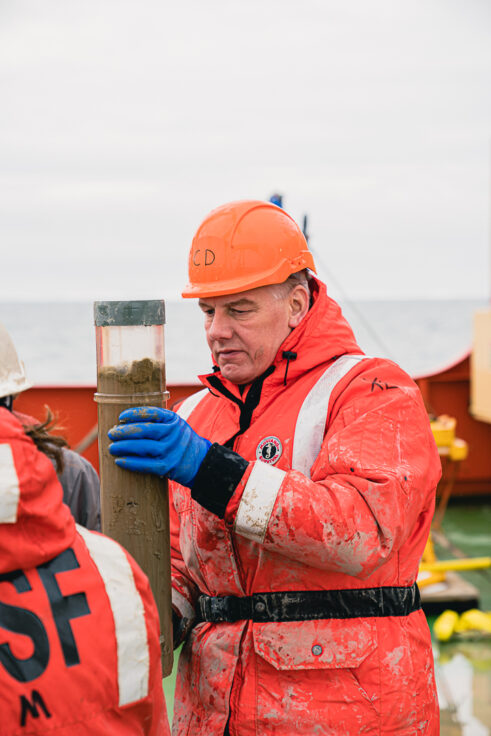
[[108, 406, 211, 487]]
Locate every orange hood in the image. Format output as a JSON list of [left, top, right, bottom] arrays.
[[0, 407, 75, 574]]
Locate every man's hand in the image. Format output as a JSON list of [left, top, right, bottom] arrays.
[[108, 406, 211, 487]]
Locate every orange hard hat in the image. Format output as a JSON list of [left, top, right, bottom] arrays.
[[182, 200, 317, 298]]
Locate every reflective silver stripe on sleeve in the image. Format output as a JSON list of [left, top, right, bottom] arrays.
[[234, 462, 286, 543], [0, 444, 20, 523], [291, 354, 369, 478], [176, 388, 208, 421], [76, 524, 150, 706]]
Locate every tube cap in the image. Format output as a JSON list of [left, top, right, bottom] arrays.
[[94, 300, 166, 327]]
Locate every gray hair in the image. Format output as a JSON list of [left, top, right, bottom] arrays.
[[270, 269, 311, 301]]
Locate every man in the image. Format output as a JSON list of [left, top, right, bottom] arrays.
[[0, 321, 101, 530], [109, 200, 442, 735], [0, 391, 169, 733]]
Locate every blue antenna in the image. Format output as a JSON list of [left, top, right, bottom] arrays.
[[269, 193, 283, 208]]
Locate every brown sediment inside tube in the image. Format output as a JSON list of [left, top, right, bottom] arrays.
[[98, 357, 164, 396]]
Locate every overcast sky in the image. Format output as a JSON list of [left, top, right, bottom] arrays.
[[0, 0, 490, 302]]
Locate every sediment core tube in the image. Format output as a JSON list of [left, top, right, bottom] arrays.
[[94, 300, 173, 676]]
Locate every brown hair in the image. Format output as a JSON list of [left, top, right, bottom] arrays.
[[22, 408, 68, 474]]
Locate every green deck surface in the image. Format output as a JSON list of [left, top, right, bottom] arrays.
[[162, 648, 179, 725], [162, 502, 491, 733]]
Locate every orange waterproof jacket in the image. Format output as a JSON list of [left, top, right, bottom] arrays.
[[0, 408, 169, 735], [170, 278, 442, 735]]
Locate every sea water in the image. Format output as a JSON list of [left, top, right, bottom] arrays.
[[0, 299, 487, 386]]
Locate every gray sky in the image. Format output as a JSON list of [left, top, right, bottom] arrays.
[[0, 0, 490, 301]]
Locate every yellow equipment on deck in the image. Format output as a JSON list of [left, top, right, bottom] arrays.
[[434, 608, 491, 642], [429, 414, 469, 529], [417, 415, 486, 616]]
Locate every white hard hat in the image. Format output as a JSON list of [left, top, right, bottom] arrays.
[[0, 322, 33, 399]]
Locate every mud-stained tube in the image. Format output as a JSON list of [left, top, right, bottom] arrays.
[[94, 300, 173, 676]]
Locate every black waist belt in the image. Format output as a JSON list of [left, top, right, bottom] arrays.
[[197, 584, 421, 624]]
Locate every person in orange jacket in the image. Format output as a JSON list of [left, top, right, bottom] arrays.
[[0, 405, 170, 733], [0, 321, 101, 530], [109, 200, 442, 735]]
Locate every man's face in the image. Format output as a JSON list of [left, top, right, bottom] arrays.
[[199, 284, 304, 384]]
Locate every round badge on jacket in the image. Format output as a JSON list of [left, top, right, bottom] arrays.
[[256, 436, 282, 465]]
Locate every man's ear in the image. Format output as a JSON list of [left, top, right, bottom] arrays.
[[288, 285, 310, 329]]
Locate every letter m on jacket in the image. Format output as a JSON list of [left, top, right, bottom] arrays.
[[19, 689, 51, 727]]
